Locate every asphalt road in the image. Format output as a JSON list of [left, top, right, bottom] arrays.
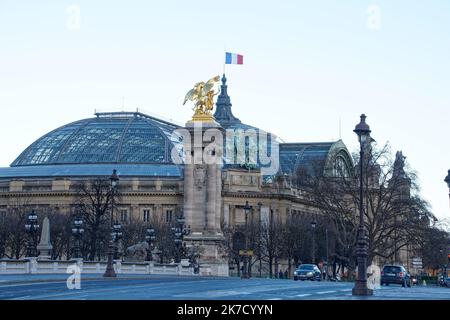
[[0, 275, 449, 300]]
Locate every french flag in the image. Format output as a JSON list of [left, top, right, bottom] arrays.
[[225, 52, 243, 65]]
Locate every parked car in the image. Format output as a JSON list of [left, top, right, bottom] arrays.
[[380, 265, 411, 287], [294, 264, 322, 281]]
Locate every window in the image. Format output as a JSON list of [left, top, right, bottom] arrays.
[[165, 210, 173, 223], [143, 209, 151, 222], [333, 156, 350, 178], [120, 210, 128, 222]]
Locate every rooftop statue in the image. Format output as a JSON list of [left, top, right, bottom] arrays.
[[394, 151, 406, 172], [183, 75, 220, 122]]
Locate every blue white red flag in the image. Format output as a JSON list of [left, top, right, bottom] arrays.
[[225, 52, 243, 65]]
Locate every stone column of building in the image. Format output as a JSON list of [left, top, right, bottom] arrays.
[[183, 120, 228, 276], [215, 164, 222, 232]]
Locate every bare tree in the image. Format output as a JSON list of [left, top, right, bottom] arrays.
[[150, 214, 177, 264], [72, 178, 119, 261], [47, 211, 72, 260], [3, 198, 33, 259], [259, 214, 284, 278], [121, 217, 147, 257], [299, 142, 436, 273], [416, 220, 450, 272]]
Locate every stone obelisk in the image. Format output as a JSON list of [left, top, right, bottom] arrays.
[[37, 217, 53, 260]]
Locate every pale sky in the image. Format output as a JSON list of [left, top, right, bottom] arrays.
[[0, 1, 449, 218]]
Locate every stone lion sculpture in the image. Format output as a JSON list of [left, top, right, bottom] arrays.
[[125, 241, 149, 261]]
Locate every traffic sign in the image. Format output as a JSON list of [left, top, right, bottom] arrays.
[[239, 250, 254, 256]]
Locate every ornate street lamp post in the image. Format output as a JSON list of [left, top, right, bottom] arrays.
[[71, 216, 84, 259], [104, 169, 119, 278], [25, 210, 39, 257], [112, 221, 123, 260], [145, 225, 156, 261], [311, 220, 317, 264], [172, 214, 190, 263], [352, 114, 373, 296], [242, 201, 252, 279]]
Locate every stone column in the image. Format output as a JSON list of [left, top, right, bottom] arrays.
[[207, 162, 217, 231], [223, 204, 230, 227], [182, 120, 228, 276], [215, 165, 222, 232], [184, 162, 195, 231]]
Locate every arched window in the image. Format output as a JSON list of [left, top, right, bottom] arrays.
[[333, 156, 350, 178]]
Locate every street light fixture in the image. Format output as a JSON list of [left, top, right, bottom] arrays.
[[71, 215, 84, 259], [242, 201, 252, 279], [311, 220, 317, 264], [352, 114, 373, 296], [112, 220, 123, 260], [104, 169, 119, 278], [25, 210, 39, 257], [172, 214, 190, 263], [145, 225, 156, 261]]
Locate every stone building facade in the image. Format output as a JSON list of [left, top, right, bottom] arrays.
[[0, 75, 354, 276]]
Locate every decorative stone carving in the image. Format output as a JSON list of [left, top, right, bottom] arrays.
[[194, 164, 207, 190]]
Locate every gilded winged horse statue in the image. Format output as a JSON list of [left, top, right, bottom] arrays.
[[183, 75, 220, 121]]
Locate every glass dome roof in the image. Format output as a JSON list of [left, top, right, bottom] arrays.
[[11, 112, 184, 167]]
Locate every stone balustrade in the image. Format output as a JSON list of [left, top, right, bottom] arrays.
[[0, 258, 196, 276]]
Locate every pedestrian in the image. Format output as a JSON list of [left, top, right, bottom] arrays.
[[278, 270, 283, 279], [284, 270, 289, 279]]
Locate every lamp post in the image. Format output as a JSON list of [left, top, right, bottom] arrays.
[[352, 114, 373, 296], [242, 201, 252, 279], [112, 221, 123, 260], [25, 210, 39, 257], [172, 214, 190, 263], [104, 169, 119, 278], [145, 225, 156, 261], [325, 227, 329, 280], [311, 220, 316, 264], [71, 216, 84, 259], [257, 202, 263, 278]]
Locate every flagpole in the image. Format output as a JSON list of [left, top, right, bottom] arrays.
[[223, 49, 226, 75]]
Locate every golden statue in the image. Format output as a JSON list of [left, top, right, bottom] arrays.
[[183, 75, 220, 122]]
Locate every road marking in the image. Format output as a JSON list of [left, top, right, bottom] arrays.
[[296, 293, 312, 297], [339, 289, 352, 292], [268, 298, 282, 300], [10, 296, 31, 300], [316, 291, 336, 294]]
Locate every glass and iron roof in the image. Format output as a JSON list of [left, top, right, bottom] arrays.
[[279, 142, 335, 176], [1, 79, 352, 181], [11, 112, 184, 167]]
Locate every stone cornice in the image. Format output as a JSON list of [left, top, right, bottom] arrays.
[[0, 191, 183, 198], [222, 191, 314, 206]]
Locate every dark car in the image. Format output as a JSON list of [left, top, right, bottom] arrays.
[[381, 265, 411, 287], [293, 264, 321, 281], [438, 274, 450, 287]]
